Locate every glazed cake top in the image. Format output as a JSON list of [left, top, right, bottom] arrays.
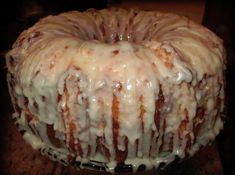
[[7, 8, 224, 85]]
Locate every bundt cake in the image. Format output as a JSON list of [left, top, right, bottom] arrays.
[[6, 8, 226, 173]]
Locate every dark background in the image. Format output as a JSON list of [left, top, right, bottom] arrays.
[[0, 0, 234, 174], [203, 1, 235, 175]]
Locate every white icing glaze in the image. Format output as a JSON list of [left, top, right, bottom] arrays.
[[23, 132, 45, 150], [6, 8, 225, 173]]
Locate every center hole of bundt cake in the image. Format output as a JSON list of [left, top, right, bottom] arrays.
[[86, 24, 142, 44], [92, 32, 135, 44], [107, 33, 133, 43]]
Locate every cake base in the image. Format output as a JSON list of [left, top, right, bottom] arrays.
[[0, 113, 223, 175]]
